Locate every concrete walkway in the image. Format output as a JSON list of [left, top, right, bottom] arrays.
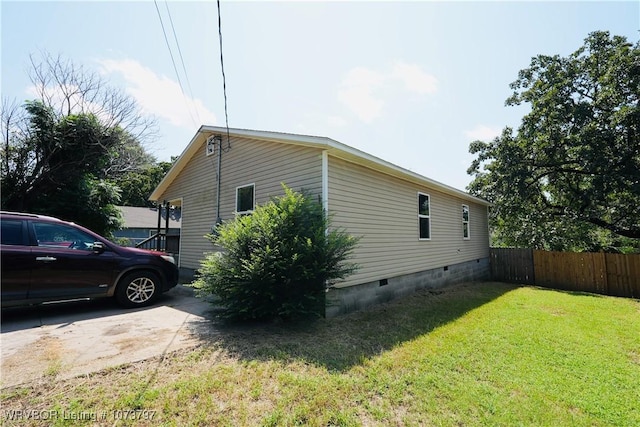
[[1, 286, 214, 389]]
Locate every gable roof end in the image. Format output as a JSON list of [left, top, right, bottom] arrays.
[[149, 126, 490, 206]]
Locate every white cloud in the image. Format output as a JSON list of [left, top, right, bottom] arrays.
[[327, 115, 347, 127], [337, 67, 385, 123], [464, 125, 501, 141], [338, 62, 437, 123], [97, 58, 216, 128], [391, 62, 438, 94]]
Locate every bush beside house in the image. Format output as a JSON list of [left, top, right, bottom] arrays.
[[192, 185, 359, 321]]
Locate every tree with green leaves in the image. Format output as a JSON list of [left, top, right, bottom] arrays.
[[1, 53, 157, 236], [193, 185, 360, 321], [467, 31, 639, 252], [2, 100, 124, 235], [112, 159, 175, 207]]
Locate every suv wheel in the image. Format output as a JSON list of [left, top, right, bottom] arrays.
[[116, 271, 160, 308]]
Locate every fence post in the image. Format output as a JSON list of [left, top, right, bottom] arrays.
[[602, 252, 609, 295], [530, 248, 536, 285]]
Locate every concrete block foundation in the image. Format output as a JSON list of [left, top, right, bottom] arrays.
[[325, 257, 490, 318]]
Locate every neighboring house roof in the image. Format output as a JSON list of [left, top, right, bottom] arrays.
[[149, 126, 490, 206], [117, 206, 181, 229]]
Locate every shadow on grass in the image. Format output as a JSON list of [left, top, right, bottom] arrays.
[[529, 285, 611, 299], [188, 281, 518, 372]]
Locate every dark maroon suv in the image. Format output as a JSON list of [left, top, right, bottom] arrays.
[[1, 211, 179, 308]]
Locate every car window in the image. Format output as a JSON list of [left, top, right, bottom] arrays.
[[33, 222, 97, 251], [1, 220, 25, 245]]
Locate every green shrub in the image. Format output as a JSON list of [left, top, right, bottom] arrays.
[[192, 185, 359, 321]]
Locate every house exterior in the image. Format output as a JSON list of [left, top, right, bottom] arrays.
[[113, 206, 181, 250], [150, 126, 491, 316]]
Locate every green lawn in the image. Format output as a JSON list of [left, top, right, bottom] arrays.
[[2, 282, 639, 426]]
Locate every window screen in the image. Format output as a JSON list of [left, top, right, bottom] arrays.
[[418, 193, 430, 240], [236, 184, 255, 214]]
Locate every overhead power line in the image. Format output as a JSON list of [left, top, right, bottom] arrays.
[[164, 0, 200, 123], [153, 0, 198, 127], [217, 0, 231, 149]]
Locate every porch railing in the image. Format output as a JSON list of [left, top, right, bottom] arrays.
[[136, 233, 180, 253]]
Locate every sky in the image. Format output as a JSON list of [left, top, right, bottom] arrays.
[[1, 1, 638, 191]]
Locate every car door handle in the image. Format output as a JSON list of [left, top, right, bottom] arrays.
[[36, 256, 57, 262]]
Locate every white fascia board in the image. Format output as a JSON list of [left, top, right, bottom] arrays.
[[323, 139, 491, 207], [200, 125, 333, 149], [150, 125, 491, 207]]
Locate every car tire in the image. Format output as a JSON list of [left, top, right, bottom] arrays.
[[116, 271, 160, 308]]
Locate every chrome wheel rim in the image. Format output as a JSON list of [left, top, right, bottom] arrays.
[[126, 277, 156, 304]]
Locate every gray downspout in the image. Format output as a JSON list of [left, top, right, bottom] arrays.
[[215, 136, 223, 226]]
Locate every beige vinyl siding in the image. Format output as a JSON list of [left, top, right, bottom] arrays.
[[328, 156, 489, 288], [156, 135, 323, 270], [157, 141, 216, 271], [217, 139, 323, 218]]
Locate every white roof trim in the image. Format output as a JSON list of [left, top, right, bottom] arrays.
[[149, 126, 490, 206]]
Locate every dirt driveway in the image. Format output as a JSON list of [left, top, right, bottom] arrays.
[[1, 286, 214, 389]]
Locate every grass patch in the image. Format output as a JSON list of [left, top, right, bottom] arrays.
[[2, 282, 639, 426]]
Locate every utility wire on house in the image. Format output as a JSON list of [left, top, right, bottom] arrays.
[[153, 0, 198, 128], [217, 0, 231, 151], [164, 0, 200, 124]]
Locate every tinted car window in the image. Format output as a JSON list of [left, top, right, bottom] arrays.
[[33, 222, 96, 251], [1, 220, 24, 245], [2, 212, 179, 308]]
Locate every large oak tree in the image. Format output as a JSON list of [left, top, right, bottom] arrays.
[[468, 31, 639, 251]]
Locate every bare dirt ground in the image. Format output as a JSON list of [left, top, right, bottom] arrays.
[[1, 286, 214, 389]]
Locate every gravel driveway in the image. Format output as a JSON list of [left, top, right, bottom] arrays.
[[1, 285, 213, 389]]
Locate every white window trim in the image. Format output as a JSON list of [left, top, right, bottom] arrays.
[[462, 204, 470, 240], [235, 183, 255, 215], [418, 192, 431, 241]]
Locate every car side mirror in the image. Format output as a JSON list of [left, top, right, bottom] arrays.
[[92, 242, 106, 254]]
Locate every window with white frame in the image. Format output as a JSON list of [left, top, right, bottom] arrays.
[[236, 184, 255, 215], [418, 193, 431, 240], [462, 204, 470, 239]]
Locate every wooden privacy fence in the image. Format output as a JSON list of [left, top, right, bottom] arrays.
[[490, 248, 640, 298], [490, 248, 535, 285]]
